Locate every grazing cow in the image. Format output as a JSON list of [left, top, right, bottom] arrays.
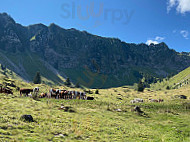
[[70, 91, 86, 100], [63, 90, 69, 99], [149, 99, 164, 103], [63, 91, 73, 99], [80, 92, 87, 100], [49, 89, 55, 98], [47, 93, 51, 98], [28, 93, 32, 98], [68, 91, 73, 99], [33, 87, 39, 98], [49, 89, 60, 99], [149, 99, 158, 102], [73, 91, 79, 99], [130, 98, 144, 103], [20, 88, 33, 96], [33, 87, 39, 93], [75, 91, 82, 99], [56, 89, 62, 99], [134, 98, 144, 103], [58, 90, 67, 99], [39, 93, 47, 98], [158, 99, 164, 102]]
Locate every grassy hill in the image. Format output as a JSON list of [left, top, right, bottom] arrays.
[[151, 66, 190, 90], [1, 78, 190, 141], [0, 65, 190, 141], [0, 64, 65, 95]]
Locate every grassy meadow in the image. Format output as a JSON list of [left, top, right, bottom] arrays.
[[151, 67, 190, 91], [0, 81, 190, 141]]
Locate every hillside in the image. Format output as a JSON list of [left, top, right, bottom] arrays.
[[151, 66, 190, 90], [1, 82, 190, 141], [1, 13, 190, 88]]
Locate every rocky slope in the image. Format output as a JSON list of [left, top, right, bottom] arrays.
[[0, 12, 190, 88]]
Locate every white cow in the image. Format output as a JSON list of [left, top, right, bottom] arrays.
[[130, 98, 144, 103]]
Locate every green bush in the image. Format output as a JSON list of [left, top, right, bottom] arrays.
[[95, 89, 99, 94], [33, 71, 41, 84], [137, 81, 144, 92]]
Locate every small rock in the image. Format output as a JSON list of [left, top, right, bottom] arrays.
[[117, 97, 122, 100], [115, 109, 122, 112], [20, 115, 34, 122], [174, 95, 187, 99], [134, 106, 144, 114]]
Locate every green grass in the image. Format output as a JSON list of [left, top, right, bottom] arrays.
[[0, 66, 190, 141], [1, 84, 190, 141], [151, 66, 190, 90], [0, 50, 65, 86]]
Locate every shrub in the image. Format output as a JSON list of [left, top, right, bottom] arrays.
[[137, 81, 144, 92], [75, 82, 80, 88], [64, 78, 71, 86], [166, 86, 170, 90], [33, 71, 41, 84], [95, 89, 99, 94]]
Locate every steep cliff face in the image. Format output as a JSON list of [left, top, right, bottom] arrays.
[[0, 13, 190, 88]]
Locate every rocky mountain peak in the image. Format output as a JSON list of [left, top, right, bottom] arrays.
[[0, 13, 15, 25]]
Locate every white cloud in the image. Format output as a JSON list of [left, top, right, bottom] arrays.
[[146, 40, 159, 45], [167, 0, 177, 12], [146, 36, 165, 45], [180, 30, 189, 39], [167, 0, 190, 14]]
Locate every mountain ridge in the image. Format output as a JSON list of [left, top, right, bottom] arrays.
[[0, 12, 190, 88]]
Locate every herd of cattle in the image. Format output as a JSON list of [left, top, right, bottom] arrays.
[[0, 86, 165, 102], [19, 87, 94, 100]]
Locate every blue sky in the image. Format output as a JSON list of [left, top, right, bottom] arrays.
[[0, 0, 190, 52]]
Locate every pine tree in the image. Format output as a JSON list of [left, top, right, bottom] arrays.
[[75, 82, 80, 88], [137, 81, 144, 92], [33, 71, 41, 84], [1, 64, 6, 70], [95, 89, 99, 94], [64, 77, 71, 86]]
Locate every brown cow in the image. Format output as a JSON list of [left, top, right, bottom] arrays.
[[20, 88, 33, 96], [39, 93, 47, 98], [68, 91, 73, 99], [158, 99, 164, 102], [149, 99, 164, 103], [59, 90, 69, 99]]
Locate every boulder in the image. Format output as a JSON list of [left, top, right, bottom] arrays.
[[20, 115, 34, 122], [174, 95, 187, 99]]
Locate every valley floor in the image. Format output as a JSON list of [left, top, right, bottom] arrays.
[[0, 86, 190, 141]]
